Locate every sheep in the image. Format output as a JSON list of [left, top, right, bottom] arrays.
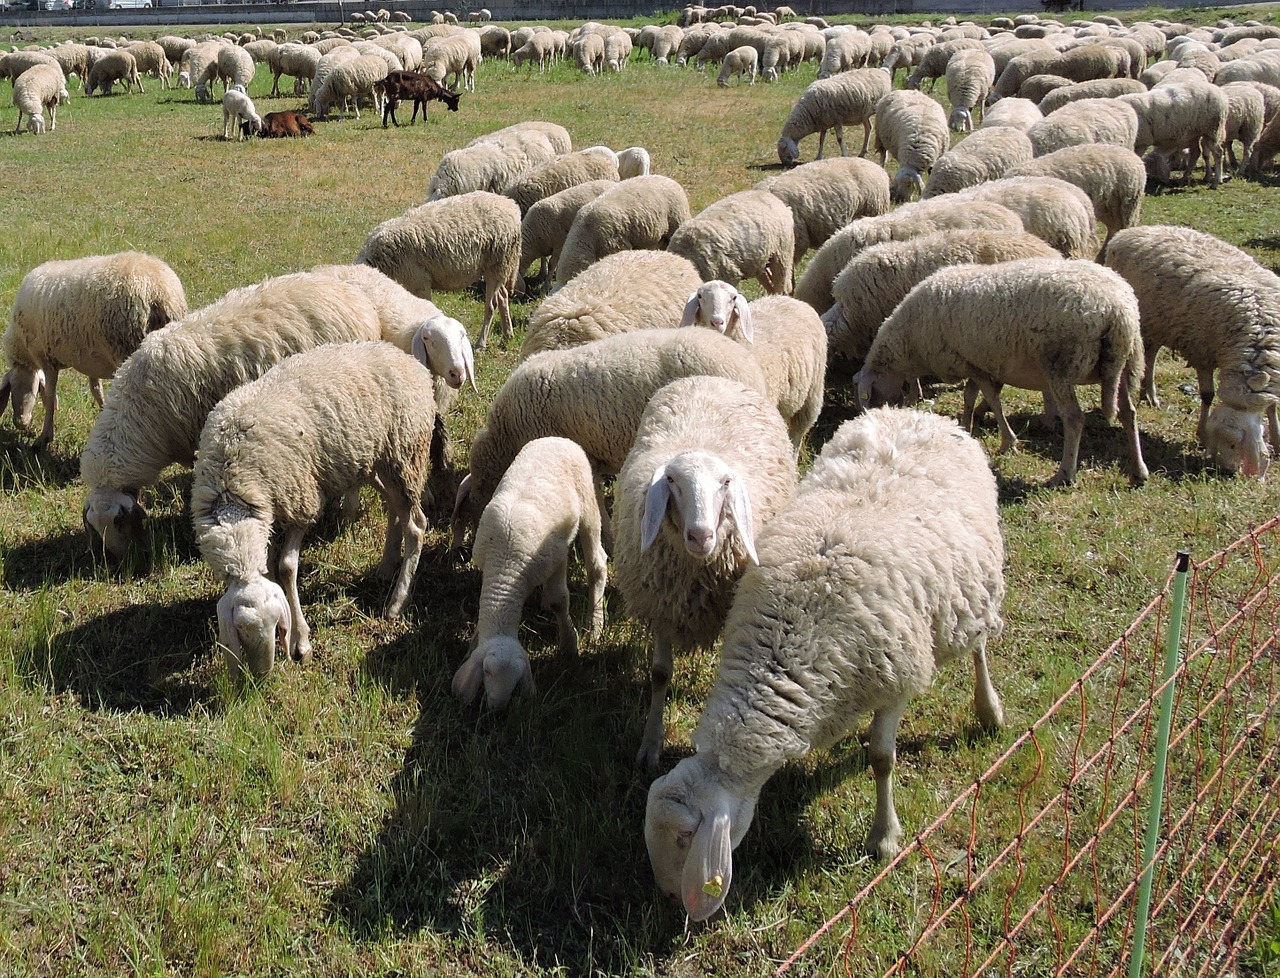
[[1, 252, 187, 449], [1037, 76, 1148, 113], [123, 41, 172, 89], [945, 48, 997, 131], [614, 376, 797, 770], [80, 273, 386, 561], [471, 120, 573, 156], [521, 251, 703, 358], [267, 42, 320, 97], [1119, 81, 1229, 185], [511, 32, 557, 72], [753, 156, 891, 263], [905, 36, 984, 89], [616, 145, 652, 179], [1249, 108, 1280, 175], [1018, 72, 1076, 104], [794, 197, 1026, 314], [45, 43, 92, 90], [205, 44, 254, 101], [853, 258, 1149, 487], [355, 191, 522, 352], [554, 176, 692, 287], [313, 54, 390, 119], [603, 29, 633, 71], [1102, 225, 1280, 477], [645, 406, 1005, 920], [450, 328, 771, 547], [1004, 143, 1146, 247], [451, 437, 608, 711], [776, 68, 893, 164], [1025, 97, 1141, 155], [2, 51, 61, 86], [426, 125, 565, 200], [518, 179, 617, 294], [422, 31, 480, 92], [222, 88, 262, 140], [979, 95, 1044, 131], [477, 24, 511, 59], [86, 50, 143, 96], [11, 64, 68, 134], [1218, 80, 1267, 172], [504, 150, 620, 216], [666, 188, 795, 295], [717, 44, 758, 85], [990, 44, 1129, 102], [192, 342, 435, 679], [823, 229, 1060, 367], [922, 126, 1036, 196], [953, 175, 1098, 258], [570, 31, 606, 74], [873, 89, 951, 201]]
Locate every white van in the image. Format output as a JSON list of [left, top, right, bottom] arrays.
[[108, 0, 153, 8]]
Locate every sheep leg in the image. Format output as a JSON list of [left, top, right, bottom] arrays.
[[832, 123, 847, 157], [382, 488, 426, 619], [543, 557, 578, 655], [592, 470, 615, 555], [1046, 383, 1084, 487], [858, 120, 871, 158], [865, 700, 907, 860], [975, 378, 1018, 455], [1267, 402, 1280, 454], [971, 639, 1005, 731], [581, 512, 608, 641], [89, 377, 105, 409], [1194, 368, 1216, 446], [1117, 371, 1149, 487], [277, 525, 312, 664], [815, 128, 828, 161], [1140, 343, 1162, 407], [637, 633, 674, 771], [34, 367, 59, 451]]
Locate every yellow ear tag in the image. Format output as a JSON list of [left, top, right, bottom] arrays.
[[702, 875, 724, 898]]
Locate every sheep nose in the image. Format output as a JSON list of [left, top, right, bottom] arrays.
[[447, 368, 464, 388], [710, 315, 726, 330], [685, 526, 715, 555]]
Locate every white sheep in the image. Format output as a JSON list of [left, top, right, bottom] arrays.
[[645, 407, 1005, 920], [221, 87, 262, 139], [615, 145, 652, 179], [213, 43, 255, 95], [503, 149, 620, 215], [451, 437, 608, 711], [426, 124, 566, 200], [776, 68, 892, 164], [717, 44, 758, 85], [1119, 81, 1229, 185], [1025, 96, 1142, 156], [268, 42, 320, 97], [979, 95, 1044, 131], [873, 88, 952, 201], [192, 342, 435, 679], [666, 188, 795, 295], [953, 175, 1098, 258], [614, 376, 797, 770], [422, 31, 480, 91], [921, 125, 1035, 196], [80, 273, 386, 561], [905, 36, 984, 89], [313, 54, 390, 119], [1004, 142, 1146, 247], [1102, 225, 1280, 477], [753, 156, 891, 262], [1218, 80, 1267, 173], [1036, 76, 1147, 113], [554, 175, 692, 287], [86, 49, 143, 96], [450, 328, 770, 547], [518, 179, 617, 293], [854, 258, 1149, 487], [521, 250, 703, 358], [1, 252, 187, 449], [355, 191, 523, 351], [11, 64, 69, 134], [123, 41, 173, 89], [946, 47, 997, 131]]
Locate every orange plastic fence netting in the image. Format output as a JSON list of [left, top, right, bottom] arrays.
[[775, 516, 1280, 978]]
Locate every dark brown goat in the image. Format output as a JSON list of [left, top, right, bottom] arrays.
[[253, 110, 316, 138], [374, 70, 461, 128]]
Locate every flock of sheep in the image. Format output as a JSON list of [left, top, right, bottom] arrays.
[[4, 4, 1280, 924]]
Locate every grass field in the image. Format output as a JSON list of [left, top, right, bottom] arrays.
[[2, 8, 1280, 976]]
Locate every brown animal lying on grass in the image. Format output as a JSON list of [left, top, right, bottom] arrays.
[[375, 70, 461, 128], [249, 110, 316, 138]]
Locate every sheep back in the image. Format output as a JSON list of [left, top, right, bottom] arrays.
[[666, 188, 794, 294], [555, 175, 692, 285], [754, 156, 891, 259]]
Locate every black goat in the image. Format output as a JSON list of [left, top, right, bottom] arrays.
[[375, 70, 461, 128]]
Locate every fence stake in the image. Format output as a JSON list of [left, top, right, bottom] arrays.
[[1128, 550, 1192, 978]]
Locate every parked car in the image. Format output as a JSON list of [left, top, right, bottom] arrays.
[[108, 0, 152, 7], [43, 0, 73, 10]]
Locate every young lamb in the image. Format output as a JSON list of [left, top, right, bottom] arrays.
[[450, 328, 770, 547], [717, 45, 758, 86], [80, 273, 385, 561], [2, 252, 187, 449], [518, 179, 618, 294], [921, 126, 1036, 197], [1004, 143, 1147, 247], [776, 68, 892, 164], [355, 191, 523, 351], [554, 175, 692, 287], [615, 376, 797, 770], [854, 258, 1149, 487], [451, 437, 609, 711], [645, 407, 1005, 920], [520, 250, 703, 358], [222, 87, 262, 140], [753, 156, 891, 262], [666, 188, 795, 295], [193, 342, 435, 679], [1102, 225, 1280, 477], [11, 64, 69, 134], [873, 89, 952, 201]]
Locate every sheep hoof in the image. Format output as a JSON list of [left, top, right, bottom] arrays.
[[635, 740, 661, 773], [1045, 469, 1076, 488], [866, 825, 903, 861]]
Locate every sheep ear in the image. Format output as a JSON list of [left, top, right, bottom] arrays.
[[641, 464, 671, 552], [216, 595, 244, 676], [732, 293, 753, 344], [462, 335, 478, 393], [681, 792, 735, 922], [1247, 370, 1271, 393], [679, 291, 701, 328], [411, 326, 429, 370], [451, 651, 484, 704], [724, 474, 758, 566], [517, 656, 536, 698], [450, 474, 473, 548], [853, 369, 873, 413], [270, 584, 292, 660]]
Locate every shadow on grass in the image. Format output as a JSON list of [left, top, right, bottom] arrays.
[[0, 438, 81, 492]]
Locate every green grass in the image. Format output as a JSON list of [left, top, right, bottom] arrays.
[[3, 9, 1280, 976]]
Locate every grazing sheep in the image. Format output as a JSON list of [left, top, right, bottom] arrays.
[[717, 45, 758, 85], [422, 31, 481, 91], [854, 258, 1149, 487], [990, 44, 1129, 102], [1025, 97, 1141, 154], [1119, 81, 1229, 185], [123, 41, 173, 89], [2, 252, 187, 449], [922, 126, 1036, 196], [667, 188, 795, 295], [426, 124, 566, 200], [945, 48, 997, 131], [616, 145, 652, 179], [1102, 225, 1280, 477], [80, 273, 385, 561], [511, 32, 557, 72], [450, 329, 770, 546], [1218, 80, 1267, 172], [954, 175, 1098, 258], [86, 50, 143, 96], [873, 89, 951, 201], [645, 407, 1005, 920], [570, 31, 606, 74], [193, 342, 435, 679], [313, 54, 390, 119], [267, 42, 320, 97], [905, 36, 985, 89], [1037, 76, 1147, 113], [504, 150, 620, 215], [222, 88, 262, 140], [614, 376, 797, 770], [194, 43, 253, 102], [356, 191, 522, 352], [555, 175, 692, 286], [518, 179, 617, 293], [754, 156, 891, 262], [521, 251, 703, 358], [776, 68, 893, 164], [11, 64, 68, 134], [451, 437, 608, 711], [1004, 143, 1146, 247]]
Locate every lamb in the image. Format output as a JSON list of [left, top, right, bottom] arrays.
[[945, 48, 997, 131], [2, 252, 187, 449], [1119, 81, 1229, 185], [222, 87, 262, 140], [518, 179, 617, 293], [451, 437, 608, 711], [823, 229, 1060, 367], [1102, 225, 1280, 477], [255, 110, 316, 138], [554, 175, 692, 286], [1004, 143, 1146, 247], [776, 68, 893, 164], [521, 250, 703, 358], [375, 69, 460, 127], [86, 50, 143, 96], [614, 376, 797, 770], [11, 64, 68, 134], [355, 191, 522, 351], [873, 89, 951, 201], [79, 273, 385, 561], [717, 44, 759, 85], [192, 342, 435, 679], [853, 258, 1149, 487], [753, 156, 891, 262], [666, 189, 795, 295], [1025, 97, 1141, 155], [645, 406, 1005, 920], [313, 54, 390, 119], [450, 328, 770, 546], [953, 175, 1098, 258], [921, 126, 1035, 196], [504, 149, 620, 216]]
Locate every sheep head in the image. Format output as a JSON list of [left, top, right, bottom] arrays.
[[451, 635, 535, 710], [412, 315, 477, 392], [680, 280, 752, 343], [217, 576, 292, 680], [776, 135, 800, 166], [641, 451, 758, 564], [0, 367, 45, 433], [82, 488, 147, 561], [1204, 403, 1270, 479]]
